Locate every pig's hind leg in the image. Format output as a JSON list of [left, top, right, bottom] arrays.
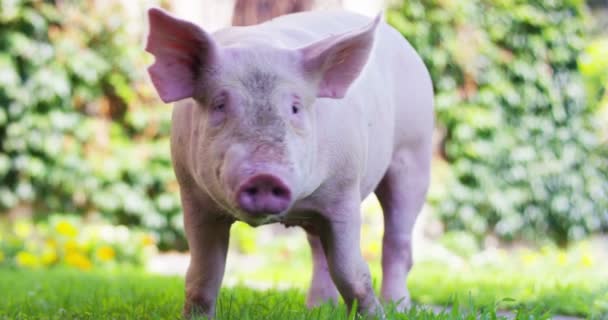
[[374, 147, 431, 310], [305, 232, 339, 307]]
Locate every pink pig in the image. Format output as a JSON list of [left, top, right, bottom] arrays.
[[146, 7, 433, 318]]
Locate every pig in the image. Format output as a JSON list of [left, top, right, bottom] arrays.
[[145, 7, 434, 318]]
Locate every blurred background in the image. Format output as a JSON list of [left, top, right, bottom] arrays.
[[0, 0, 607, 316]]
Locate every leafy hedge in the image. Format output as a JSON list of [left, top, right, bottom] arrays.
[[388, 0, 608, 244], [0, 1, 184, 250], [579, 37, 608, 129]]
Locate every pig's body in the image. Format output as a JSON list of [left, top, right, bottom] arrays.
[[148, 8, 433, 318]]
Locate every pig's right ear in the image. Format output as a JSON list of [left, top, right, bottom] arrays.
[[298, 15, 380, 99], [146, 8, 218, 103]]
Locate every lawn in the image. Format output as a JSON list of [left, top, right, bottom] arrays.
[[0, 268, 550, 320], [223, 233, 608, 318], [1, 257, 606, 320]]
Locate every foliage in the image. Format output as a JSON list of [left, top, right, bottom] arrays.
[[388, 0, 608, 244], [579, 38, 608, 103], [438, 231, 480, 258], [0, 0, 183, 249], [579, 36, 608, 135], [0, 215, 156, 270]]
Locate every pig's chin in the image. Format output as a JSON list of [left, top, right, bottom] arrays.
[[221, 202, 288, 226], [235, 212, 285, 227]]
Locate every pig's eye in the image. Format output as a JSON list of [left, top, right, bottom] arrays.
[[213, 103, 225, 112], [291, 104, 299, 114]]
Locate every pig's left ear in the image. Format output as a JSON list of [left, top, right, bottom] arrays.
[[146, 7, 218, 103], [298, 14, 381, 99]]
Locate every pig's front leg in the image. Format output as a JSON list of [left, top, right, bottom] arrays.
[[181, 190, 232, 319], [318, 196, 383, 316]]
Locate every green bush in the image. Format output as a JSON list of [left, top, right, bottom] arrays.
[[388, 0, 608, 244], [579, 36, 608, 130], [0, 0, 183, 250]]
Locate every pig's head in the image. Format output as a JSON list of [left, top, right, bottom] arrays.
[[146, 8, 379, 223]]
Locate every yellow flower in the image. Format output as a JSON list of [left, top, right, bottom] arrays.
[[14, 221, 33, 238], [540, 245, 553, 255], [521, 251, 538, 265], [556, 252, 568, 266], [45, 239, 57, 248], [580, 253, 594, 268], [56, 220, 78, 238], [95, 246, 116, 262], [65, 252, 92, 270], [368, 240, 381, 254], [141, 234, 156, 247], [64, 239, 80, 253], [16, 251, 39, 268], [41, 249, 58, 266]]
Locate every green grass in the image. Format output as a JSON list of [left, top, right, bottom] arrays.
[[407, 262, 608, 317], [224, 240, 608, 318], [233, 261, 608, 318], [0, 266, 605, 319]]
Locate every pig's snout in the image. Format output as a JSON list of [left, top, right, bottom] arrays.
[[236, 174, 292, 215]]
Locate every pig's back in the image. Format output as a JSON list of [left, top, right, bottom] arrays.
[[213, 11, 371, 48]]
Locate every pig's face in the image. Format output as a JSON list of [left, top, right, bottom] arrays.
[[145, 8, 378, 223], [192, 48, 317, 222]]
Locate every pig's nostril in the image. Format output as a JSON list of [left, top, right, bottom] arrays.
[[245, 187, 258, 196], [272, 187, 285, 197]]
